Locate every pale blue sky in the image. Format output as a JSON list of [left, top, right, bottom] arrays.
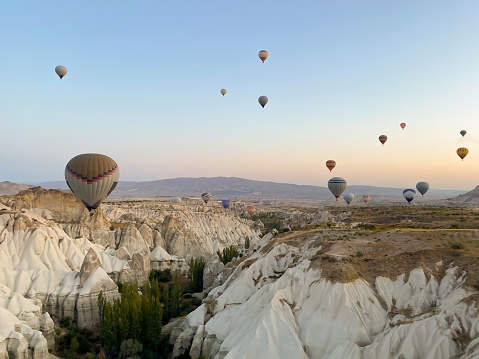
[[1, 1, 479, 190]]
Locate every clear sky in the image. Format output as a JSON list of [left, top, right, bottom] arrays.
[[1, 1, 479, 190]]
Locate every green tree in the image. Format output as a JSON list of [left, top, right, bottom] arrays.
[[217, 245, 240, 265], [189, 257, 206, 292], [245, 236, 250, 249], [119, 339, 143, 359], [69, 336, 79, 355], [147, 298, 163, 350]]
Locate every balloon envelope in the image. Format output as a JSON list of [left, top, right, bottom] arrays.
[[258, 96, 268, 108], [222, 200, 231, 209], [65, 153, 119, 211], [403, 189, 416, 203], [457, 147, 469, 160], [246, 205, 255, 215], [362, 195, 370, 204], [201, 192, 211, 204], [400, 123, 406, 129], [460, 130, 467, 137], [326, 160, 336, 172], [171, 197, 182, 203], [379, 135, 388, 145], [416, 182, 430, 196], [221, 89, 227, 96], [343, 193, 354, 205], [328, 177, 347, 201], [258, 50, 268, 62], [55, 65, 67, 79]]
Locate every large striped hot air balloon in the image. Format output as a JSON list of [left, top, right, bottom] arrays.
[[403, 189, 416, 204], [326, 160, 336, 172], [246, 205, 255, 215], [55, 65, 67, 79], [457, 147, 469, 160], [222, 200, 231, 209], [201, 193, 211, 204], [362, 195, 370, 204], [379, 135, 388, 145], [328, 177, 347, 201], [258, 50, 268, 63], [65, 153, 119, 212], [343, 193, 354, 205]]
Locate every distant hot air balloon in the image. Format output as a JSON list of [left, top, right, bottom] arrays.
[[258, 50, 268, 63], [201, 192, 211, 204], [65, 153, 119, 212], [416, 182, 430, 197], [221, 89, 227, 96], [171, 197, 182, 203], [457, 147, 469, 160], [326, 160, 336, 172], [222, 200, 231, 209], [328, 177, 347, 201], [362, 195, 370, 204], [246, 205, 255, 216], [258, 96, 268, 108], [379, 135, 388, 145], [55, 65, 67, 79], [343, 193, 354, 205], [400, 123, 406, 130], [403, 189, 416, 204], [460, 130, 467, 137]]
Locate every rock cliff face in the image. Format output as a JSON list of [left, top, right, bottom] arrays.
[[171, 230, 479, 359]]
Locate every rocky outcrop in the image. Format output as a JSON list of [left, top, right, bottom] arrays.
[[280, 209, 351, 229]]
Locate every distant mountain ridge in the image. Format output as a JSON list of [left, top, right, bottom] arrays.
[[0, 181, 32, 196], [34, 177, 465, 201]]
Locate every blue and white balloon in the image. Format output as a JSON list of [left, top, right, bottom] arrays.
[[403, 189, 416, 204]]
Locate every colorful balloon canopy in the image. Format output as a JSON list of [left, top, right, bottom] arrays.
[[326, 160, 336, 172], [201, 192, 211, 204], [460, 130, 467, 137], [416, 182, 430, 197], [379, 135, 388, 145], [258, 50, 268, 63], [343, 193, 354, 205], [55, 65, 67, 79], [246, 205, 255, 215], [362, 195, 370, 204], [457, 147, 469, 160], [221, 89, 227, 96], [258, 96, 268, 108], [403, 189, 416, 204], [65, 153, 119, 212], [400, 123, 406, 130], [222, 200, 231, 209], [328, 177, 347, 201], [171, 197, 182, 203]]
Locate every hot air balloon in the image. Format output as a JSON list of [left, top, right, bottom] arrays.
[[326, 160, 336, 172], [221, 89, 227, 96], [65, 153, 119, 212], [171, 197, 182, 203], [258, 96, 268, 108], [246, 205, 255, 216], [328, 177, 347, 201], [201, 192, 211, 204], [457, 147, 469, 160], [400, 123, 406, 130], [343, 193, 354, 205], [362, 195, 370, 204], [222, 200, 231, 209], [258, 50, 268, 63], [403, 189, 416, 204], [379, 135, 388, 145], [416, 182, 429, 197], [55, 65, 67, 79], [460, 130, 467, 137]]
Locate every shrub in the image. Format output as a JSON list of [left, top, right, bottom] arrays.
[[55, 328, 62, 336], [316, 250, 323, 256], [245, 236, 250, 249], [60, 316, 72, 327], [149, 269, 172, 283], [450, 224, 459, 229], [217, 245, 240, 265], [451, 242, 464, 249], [356, 251, 364, 258]]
